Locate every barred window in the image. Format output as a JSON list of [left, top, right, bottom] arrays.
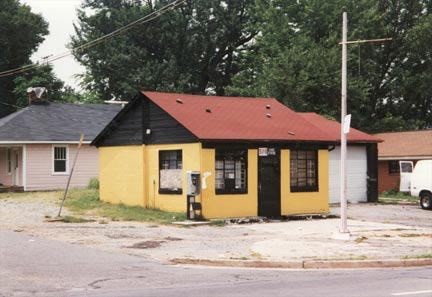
[[215, 149, 247, 194], [53, 146, 67, 173], [290, 150, 318, 192], [159, 150, 182, 194]]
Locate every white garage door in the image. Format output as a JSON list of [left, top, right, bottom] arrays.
[[329, 146, 367, 204]]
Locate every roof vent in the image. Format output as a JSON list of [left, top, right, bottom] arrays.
[[266, 104, 271, 109], [266, 113, 272, 118], [205, 108, 212, 113], [288, 131, 295, 135], [176, 98, 183, 104]]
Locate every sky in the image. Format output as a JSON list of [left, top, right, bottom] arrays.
[[21, 0, 85, 90]]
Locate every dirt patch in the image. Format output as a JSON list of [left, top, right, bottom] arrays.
[[164, 236, 182, 241], [399, 233, 432, 238], [126, 240, 165, 249]]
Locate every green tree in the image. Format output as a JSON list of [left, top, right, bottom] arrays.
[[12, 64, 93, 105], [13, 65, 67, 106], [71, 0, 258, 101], [0, 0, 48, 116], [229, 0, 432, 132]]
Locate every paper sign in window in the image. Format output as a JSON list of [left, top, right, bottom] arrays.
[[160, 169, 182, 190]]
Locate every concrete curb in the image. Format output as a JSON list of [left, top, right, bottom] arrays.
[[171, 258, 432, 269]]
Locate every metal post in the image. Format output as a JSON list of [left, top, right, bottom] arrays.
[[57, 134, 84, 217], [340, 11, 349, 234]]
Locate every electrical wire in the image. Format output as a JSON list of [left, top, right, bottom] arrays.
[[0, 101, 24, 109], [0, 0, 186, 78]]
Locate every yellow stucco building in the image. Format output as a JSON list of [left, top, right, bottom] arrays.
[[93, 91, 335, 219]]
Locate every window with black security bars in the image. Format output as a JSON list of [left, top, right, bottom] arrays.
[[53, 146, 67, 173], [215, 149, 247, 194], [290, 150, 318, 192], [159, 150, 182, 194]]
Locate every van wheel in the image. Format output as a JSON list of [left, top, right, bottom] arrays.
[[420, 192, 432, 210]]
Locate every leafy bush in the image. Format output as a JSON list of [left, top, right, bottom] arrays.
[[87, 178, 99, 190]]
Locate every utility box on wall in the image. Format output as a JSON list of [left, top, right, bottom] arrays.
[[186, 171, 201, 196]]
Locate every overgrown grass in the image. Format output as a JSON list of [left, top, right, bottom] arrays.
[[379, 190, 417, 204], [64, 189, 186, 224], [87, 178, 99, 190]]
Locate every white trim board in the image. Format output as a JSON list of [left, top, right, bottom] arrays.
[[23, 145, 27, 191]]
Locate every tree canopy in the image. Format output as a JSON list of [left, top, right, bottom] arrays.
[[228, 0, 432, 132], [0, 0, 48, 116], [72, 0, 432, 132], [71, 0, 258, 101], [0, 0, 78, 117]]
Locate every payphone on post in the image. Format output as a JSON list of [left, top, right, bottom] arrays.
[[186, 171, 202, 220]]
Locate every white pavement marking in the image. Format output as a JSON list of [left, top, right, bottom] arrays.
[[391, 290, 432, 296]]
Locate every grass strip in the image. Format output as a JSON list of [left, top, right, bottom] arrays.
[[65, 189, 186, 224]]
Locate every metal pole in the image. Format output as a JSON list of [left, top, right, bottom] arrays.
[[336, 13, 390, 235], [57, 134, 84, 217], [340, 11, 349, 233]]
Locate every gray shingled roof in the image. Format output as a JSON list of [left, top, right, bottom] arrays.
[[0, 102, 121, 142]]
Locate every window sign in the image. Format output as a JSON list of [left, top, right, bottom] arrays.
[[159, 150, 183, 194], [258, 147, 268, 156], [268, 148, 276, 155]]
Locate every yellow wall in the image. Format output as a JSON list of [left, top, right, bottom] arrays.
[[99, 146, 145, 206], [200, 149, 258, 219], [98, 144, 329, 218], [145, 143, 201, 213], [280, 149, 329, 215]]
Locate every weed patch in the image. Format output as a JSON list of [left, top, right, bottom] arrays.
[[64, 189, 186, 224], [379, 190, 417, 204], [209, 219, 226, 227], [60, 216, 95, 223]]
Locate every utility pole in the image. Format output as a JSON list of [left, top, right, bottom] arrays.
[[339, 11, 391, 235], [340, 11, 348, 234]]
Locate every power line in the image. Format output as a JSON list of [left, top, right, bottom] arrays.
[[0, 0, 186, 78], [0, 101, 24, 109]]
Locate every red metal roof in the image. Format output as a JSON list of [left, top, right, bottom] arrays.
[[298, 112, 381, 143], [142, 91, 335, 142]]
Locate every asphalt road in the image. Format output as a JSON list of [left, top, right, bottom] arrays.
[[1, 230, 431, 297]]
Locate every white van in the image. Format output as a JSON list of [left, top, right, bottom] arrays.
[[410, 160, 432, 210]]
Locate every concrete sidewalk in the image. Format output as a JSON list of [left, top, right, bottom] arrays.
[[171, 218, 432, 268]]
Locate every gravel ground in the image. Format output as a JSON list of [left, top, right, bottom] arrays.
[[1, 192, 431, 263], [331, 203, 432, 228]]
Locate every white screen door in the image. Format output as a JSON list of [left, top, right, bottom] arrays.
[[399, 161, 413, 192]]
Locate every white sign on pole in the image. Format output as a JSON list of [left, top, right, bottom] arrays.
[[343, 114, 351, 134]]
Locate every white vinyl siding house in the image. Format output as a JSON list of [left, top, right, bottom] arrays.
[[0, 102, 121, 191]]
